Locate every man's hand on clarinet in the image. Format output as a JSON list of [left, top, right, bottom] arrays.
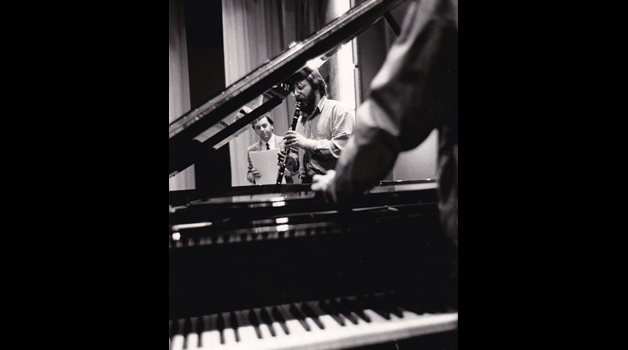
[[277, 149, 295, 167], [283, 130, 314, 150]]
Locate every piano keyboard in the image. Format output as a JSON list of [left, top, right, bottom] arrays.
[[169, 294, 458, 350]]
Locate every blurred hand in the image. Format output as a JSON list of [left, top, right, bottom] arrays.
[[251, 168, 261, 179], [311, 170, 336, 193]]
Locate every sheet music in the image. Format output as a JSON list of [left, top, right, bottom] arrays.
[[250, 149, 280, 185]]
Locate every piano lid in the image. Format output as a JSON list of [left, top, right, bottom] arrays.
[[169, 0, 408, 178]]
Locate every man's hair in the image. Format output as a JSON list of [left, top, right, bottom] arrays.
[[305, 69, 327, 97], [251, 114, 273, 128], [238, 106, 253, 115]]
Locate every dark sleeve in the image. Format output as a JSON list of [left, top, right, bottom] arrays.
[[330, 0, 458, 200]]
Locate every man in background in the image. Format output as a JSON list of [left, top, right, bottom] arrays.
[[247, 110, 299, 184]]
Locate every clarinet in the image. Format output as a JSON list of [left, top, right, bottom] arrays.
[[276, 102, 301, 186]]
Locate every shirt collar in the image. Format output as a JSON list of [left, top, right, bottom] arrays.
[[315, 96, 327, 112], [306, 96, 326, 118], [260, 134, 275, 147]]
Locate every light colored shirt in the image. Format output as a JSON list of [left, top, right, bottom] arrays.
[[295, 96, 355, 177]]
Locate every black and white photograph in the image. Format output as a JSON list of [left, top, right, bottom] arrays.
[[169, 0, 458, 349]]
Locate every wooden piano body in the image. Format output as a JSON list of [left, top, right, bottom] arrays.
[[169, 1, 458, 348]]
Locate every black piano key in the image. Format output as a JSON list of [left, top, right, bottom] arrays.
[[169, 320, 174, 339], [186, 236, 195, 246], [287, 303, 311, 331], [189, 316, 199, 334], [392, 305, 406, 318], [339, 297, 363, 323], [341, 297, 371, 323], [353, 295, 374, 323], [304, 300, 327, 318], [397, 291, 432, 314], [179, 318, 191, 349], [230, 311, 241, 342], [381, 293, 405, 318], [370, 293, 398, 319], [205, 314, 218, 331], [197, 314, 218, 349], [216, 312, 226, 344], [372, 293, 404, 319], [363, 294, 391, 320], [191, 316, 204, 348], [270, 305, 291, 335], [183, 317, 192, 334], [301, 302, 325, 329], [176, 318, 187, 335], [248, 309, 263, 339], [188, 317, 202, 348], [258, 307, 277, 337], [318, 299, 346, 326], [195, 316, 209, 348], [328, 298, 359, 324], [197, 315, 205, 333]]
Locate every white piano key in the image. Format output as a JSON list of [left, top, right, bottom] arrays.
[[363, 308, 391, 324], [299, 303, 325, 330], [318, 314, 345, 333], [234, 323, 274, 350], [170, 334, 184, 350], [199, 330, 221, 350], [222, 328, 237, 347], [298, 313, 363, 350], [266, 320, 291, 349], [341, 310, 458, 349], [398, 309, 422, 320], [302, 315, 345, 349], [235, 325, 259, 347], [176, 305, 457, 350], [237, 322, 280, 350], [396, 312, 458, 337], [271, 320, 289, 336], [185, 333, 200, 349], [266, 305, 291, 336], [254, 319, 321, 350], [285, 319, 309, 338], [304, 317, 323, 332], [296, 317, 328, 349], [258, 323, 273, 340]]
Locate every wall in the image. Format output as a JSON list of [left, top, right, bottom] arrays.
[[392, 130, 438, 180], [169, 0, 194, 191]]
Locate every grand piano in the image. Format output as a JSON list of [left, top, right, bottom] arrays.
[[169, 0, 458, 349]]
